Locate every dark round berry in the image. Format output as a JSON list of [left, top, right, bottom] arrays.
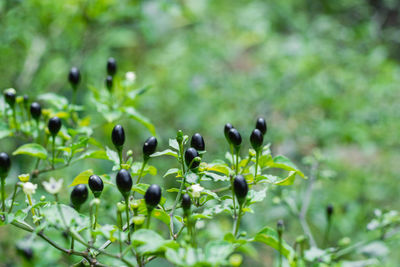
[[144, 184, 162, 208], [0, 152, 11, 178], [250, 128, 263, 150], [191, 133, 205, 151], [224, 123, 234, 143], [4, 90, 16, 107], [185, 147, 200, 169], [111, 124, 125, 149], [116, 169, 132, 196], [181, 193, 191, 212], [88, 175, 104, 198], [228, 128, 242, 147], [233, 175, 248, 204], [105, 75, 113, 91], [255, 117, 267, 135], [143, 136, 158, 159], [30, 102, 42, 120], [68, 67, 81, 88], [107, 57, 117, 76], [48, 117, 62, 136], [70, 184, 88, 210], [326, 204, 334, 218]]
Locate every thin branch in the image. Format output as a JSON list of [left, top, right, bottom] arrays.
[[298, 162, 318, 247]]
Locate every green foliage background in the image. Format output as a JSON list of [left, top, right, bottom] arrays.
[[1, 0, 400, 266]]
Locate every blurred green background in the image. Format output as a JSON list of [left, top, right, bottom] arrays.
[[1, 0, 400, 266]]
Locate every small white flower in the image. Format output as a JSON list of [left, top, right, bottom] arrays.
[[18, 173, 30, 183], [23, 182, 37, 195], [42, 177, 63, 195], [190, 184, 204, 198], [196, 220, 205, 229], [125, 71, 136, 83]]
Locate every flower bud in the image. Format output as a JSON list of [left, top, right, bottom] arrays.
[[176, 130, 183, 144]]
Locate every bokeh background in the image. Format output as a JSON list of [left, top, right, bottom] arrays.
[[1, 0, 400, 266]]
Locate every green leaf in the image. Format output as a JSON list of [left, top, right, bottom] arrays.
[[131, 229, 178, 255], [132, 183, 150, 195], [13, 143, 48, 159], [70, 169, 94, 187], [269, 155, 306, 178], [106, 146, 120, 165], [274, 171, 297, 186], [205, 163, 231, 176], [38, 93, 68, 109], [164, 168, 179, 178], [42, 204, 89, 231], [150, 149, 178, 159], [169, 138, 179, 150], [251, 226, 295, 262], [205, 241, 235, 265], [151, 209, 170, 225], [79, 150, 109, 160], [204, 171, 229, 182], [247, 187, 267, 205], [124, 107, 156, 136]]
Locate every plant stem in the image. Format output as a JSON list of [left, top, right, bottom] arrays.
[[52, 136, 56, 169], [324, 219, 332, 247], [169, 140, 187, 239], [11, 221, 90, 260], [124, 196, 131, 244], [230, 144, 235, 169], [8, 183, 18, 213], [117, 210, 123, 255], [299, 162, 318, 247], [118, 148, 123, 168], [1, 177, 5, 213], [233, 203, 243, 237], [93, 200, 99, 230], [254, 150, 259, 182], [146, 208, 152, 229], [12, 106, 19, 131], [230, 175, 237, 218], [136, 159, 147, 185], [35, 119, 40, 143], [26, 193, 39, 226], [278, 234, 282, 267], [235, 148, 239, 175]]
